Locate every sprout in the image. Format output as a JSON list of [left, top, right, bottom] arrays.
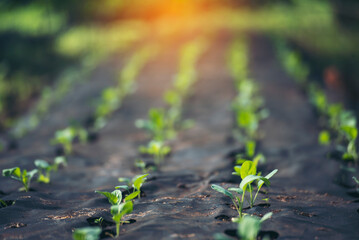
[[2, 167, 38, 192], [138, 140, 171, 166], [212, 161, 278, 217]]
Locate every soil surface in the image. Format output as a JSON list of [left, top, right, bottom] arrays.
[[0, 34, 358, 240]]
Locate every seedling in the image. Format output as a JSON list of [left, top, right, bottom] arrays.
[[52, 126, 88, 154], [214, 212, 273, 240], [235, 212, 273, 240], [135, 108, 175, 141], [2, 167, 38, 192], [94, 217, 104, 227], [111, 201, 133, 237], [212, 161, 277, 217], [134, 159, 155, 173], [72, 227, 101, 240], [0, 199, 7, 207], [34, 156, 67, 183], [117, 174, 149, 199], [353, 177, 359, 192], [138, 140, 171, 166]]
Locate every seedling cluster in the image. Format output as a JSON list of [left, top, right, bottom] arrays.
[[51, 45, 157, 156], [277, 42, 358, 162], [136, 38, 207, 169]]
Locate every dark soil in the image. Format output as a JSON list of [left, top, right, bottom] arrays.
[[0, 34, 358, 240]]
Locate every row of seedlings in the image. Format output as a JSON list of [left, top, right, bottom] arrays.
[[276, 41, 359, 214], [0, 22, 144, 153], [0, 46, 156, 214], [134, 38, 207, 172], [52, 45, 158, 156], [212, 38, 278, 240], [277, 42, 358, 167]]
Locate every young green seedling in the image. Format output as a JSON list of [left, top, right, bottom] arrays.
[[72, 226, 101, 240], [234, 161, 278, 208], [111, 201, 133, 237], [212, 161, 277, 217], [135, 108, 173, 141], [235, 212, 273, 240], [34, 157, 67, 183], [138, 140, 171, 166], [52, 126, 88, 155], [2, 167, 38, 192], [213, 212, 273, 240]]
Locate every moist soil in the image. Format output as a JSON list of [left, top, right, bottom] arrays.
[[0, 34, 359, 240]]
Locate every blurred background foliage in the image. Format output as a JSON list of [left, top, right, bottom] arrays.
[[0, 0, 358, 135]]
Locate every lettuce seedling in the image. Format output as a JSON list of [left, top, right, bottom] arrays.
[[341, 125, 358, 161], [2, 167, 38, 192], [139, 140, 171, 166], [72, 227, 101, 240], [111, 201, 133, 237], [34, 157, 67, 183]]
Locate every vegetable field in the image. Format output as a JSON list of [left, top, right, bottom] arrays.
[[1, 1, 359, 240]]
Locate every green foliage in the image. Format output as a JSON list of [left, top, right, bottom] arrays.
[[111, 201, 133, 237], [72, 227, 101, 240], [34, 157, 67, 183], [139, 140, 171, 166], [117, 174, 149, 199], [235, 212, 273, 240], [228, 40, 268, 143], [318, 130, 331, 146], [135, 108, 175, 141], [95, 190, 122, 206], [212, 161, 277, 217], [2, 167, 38, 192], [52, 126, 88, 155]]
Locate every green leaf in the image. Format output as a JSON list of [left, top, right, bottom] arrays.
[[54, 156, 67, 168], [238, 215, 261, 240], [240, 161, 257, 180], [240, 175, 269, 192], [211, 184, 233, 199], [72, 227, 101, 240], [318, 130, 331, 145], [353, 176, 359, 185], [95, 190, 122, 205], [258, 169, 278, 189], [2, 167, 21, 180], [228, 187, 243, 195], [34, 160, 51, 170], [260, 212, 273, 222], [111, 201, 133, 223], [245, 141, 256, 158], [124, 191, 140, 202], [133, 174, 149, 191]]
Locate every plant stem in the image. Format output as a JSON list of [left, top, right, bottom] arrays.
[[116, 222, 120, 238], [249, 185, 253, 208]]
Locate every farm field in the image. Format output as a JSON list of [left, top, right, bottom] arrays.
[[1, 1, 359, 240]]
